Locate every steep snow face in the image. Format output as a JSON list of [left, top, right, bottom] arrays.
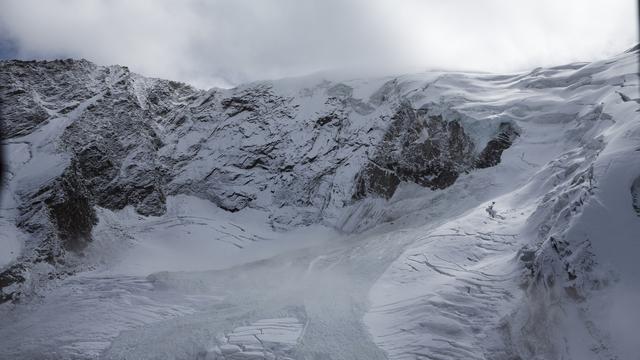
[[365, 49, 640, 359], [0, 46, 638, 359]]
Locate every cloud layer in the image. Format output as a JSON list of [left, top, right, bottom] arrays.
[[0, 0, 637, 88]]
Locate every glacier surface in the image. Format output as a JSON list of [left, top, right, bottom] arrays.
[[0, 46, 638, 359]]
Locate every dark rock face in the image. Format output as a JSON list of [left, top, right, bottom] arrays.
[[44, 162, 97, 251], [0, 264, 25, 303], [62, 98, 169, 217], [353, 163, 402, 200], [58, 68, 182, 217], [0, 92, 49, 139], [315, 114, 338, 127], [15, 164, 95, 256], [0, 60, 194, 301], [0, 162, 97, 303], [0, 59, 101, 139], [354, 104, 475, 200], [475, 122, 520, 169], [220, 85, 289, 118], [354, 106, 520, 200], [632, 176, 640, 216]]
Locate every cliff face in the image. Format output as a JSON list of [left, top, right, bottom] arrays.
[[0, 59, 517, 302], [1, 47, 638, 360], [353, 104, 475, 200]]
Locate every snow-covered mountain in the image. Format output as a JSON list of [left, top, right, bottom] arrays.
[[0, 45, 638, 359]]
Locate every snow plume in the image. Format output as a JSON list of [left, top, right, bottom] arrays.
[[0, 0, 637, 88]]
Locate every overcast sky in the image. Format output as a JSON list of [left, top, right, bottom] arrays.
[[0, 0, 637, 88]]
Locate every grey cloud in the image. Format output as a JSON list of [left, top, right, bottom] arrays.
[[0, 0, 636, 88]]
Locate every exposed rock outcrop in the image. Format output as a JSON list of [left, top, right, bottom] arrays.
[[353, 104, 475, 199], [44, 162, 97, 252], [0, 160, 97, 302], [354, 104, 519, 200], [475, 122, 520, 169], [631, 175, 640, 216], [1, 59, 101, 139]]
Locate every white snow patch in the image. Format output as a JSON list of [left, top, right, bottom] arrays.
[[89, 195, 336, 276]]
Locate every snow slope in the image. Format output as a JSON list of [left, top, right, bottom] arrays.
[[89, 195, 334, 276], [0, 46, 638, 359], [365, 48, 640, 359]]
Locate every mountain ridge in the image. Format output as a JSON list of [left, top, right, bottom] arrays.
[[0, 46, 638, 359]]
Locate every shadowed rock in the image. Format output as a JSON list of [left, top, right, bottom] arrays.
[[354, 104, 475, 200], [475, 122, 520, 169], [354, 106, 520, 200], [44, 162, 97, 251], [632, 176, 640, 216]]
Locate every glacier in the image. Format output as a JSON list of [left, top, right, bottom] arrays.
[[0, 45, 638, 359]]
